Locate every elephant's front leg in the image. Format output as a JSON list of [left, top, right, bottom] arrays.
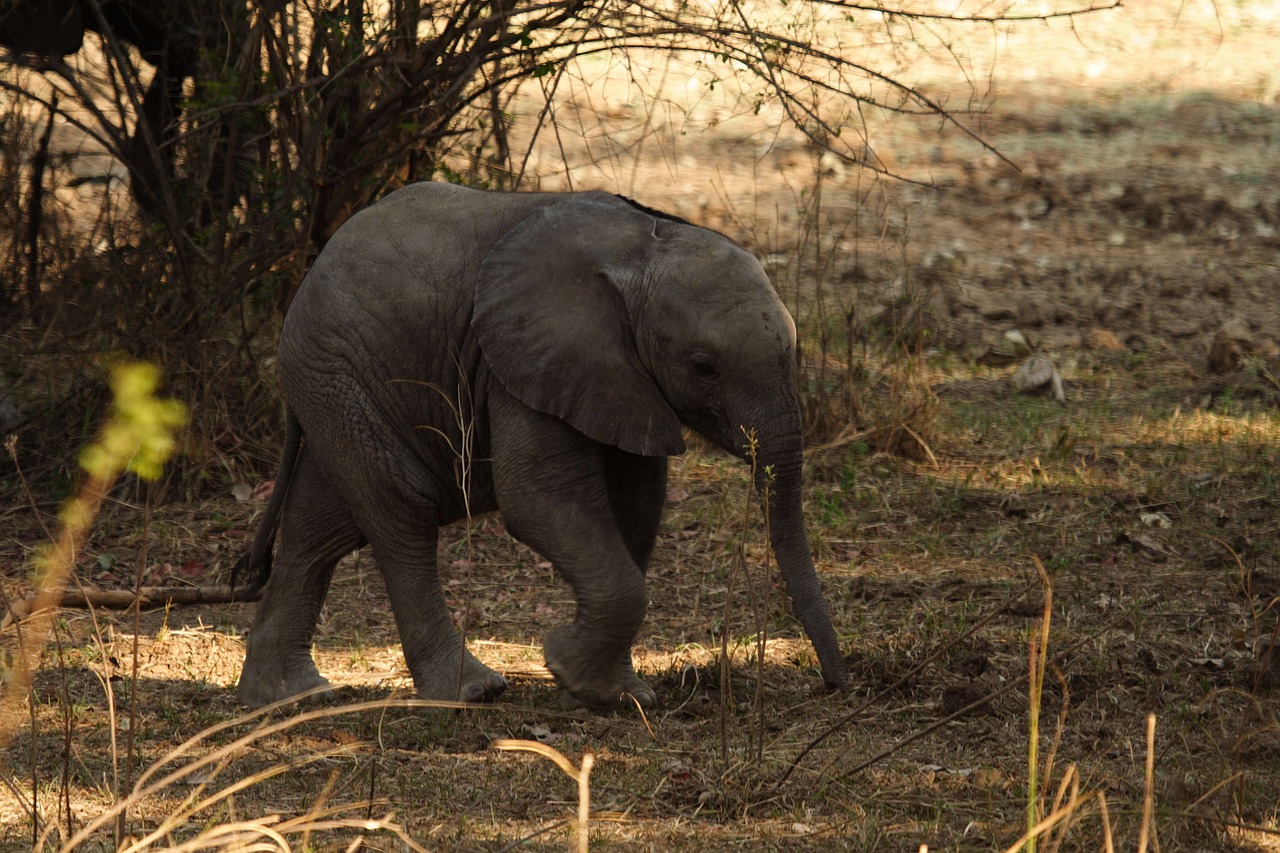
[[490, 388, 658, 709]]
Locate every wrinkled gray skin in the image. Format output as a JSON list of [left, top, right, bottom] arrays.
[[237, 182, 847, 710]]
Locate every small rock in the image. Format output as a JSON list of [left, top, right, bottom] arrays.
[[976, 349, 1019, 368], [1004, 329, 1035, 357], [869, 297, 942, 351], [1204, 277, 1232, 300], [972, 767, 1006, 789], [1014, 354, 1066, 401], [1207, 319, 1253, 374], [1051, 306, 1077, 324], [1017, 300, 1045, 328], [979, 303, 1017, 322], [1160, 314, 1203, 338], [1082, 328, 1126, 351], [940, 683, 989, 716]]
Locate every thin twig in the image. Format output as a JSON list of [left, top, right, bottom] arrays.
[[492, 740, 594, 853], [119, 482, 154, 841], [1138, 713, 1157, 853], [776, 578, 1037, 786], [810, 1, 1123, 23], [833, 607, 1139, 783]]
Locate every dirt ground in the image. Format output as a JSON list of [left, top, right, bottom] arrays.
[[513, 1, 1280, 367], [3, 1, 1280, 850]]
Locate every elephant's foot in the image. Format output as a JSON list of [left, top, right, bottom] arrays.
[[237, 655, 335, 708], [544, 626, 657, 711], [410, 645, 507, 704]]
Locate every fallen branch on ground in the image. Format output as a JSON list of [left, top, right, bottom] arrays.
[[1, 585, 259, 630]]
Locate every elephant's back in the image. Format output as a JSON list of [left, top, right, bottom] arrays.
[[275, 183, 587, 497], [286, 183, 591, 332], [301, 184, 534, 306], [276, 183, 569, 506]]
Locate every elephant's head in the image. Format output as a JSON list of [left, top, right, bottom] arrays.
[[474, 194, 848, 692]]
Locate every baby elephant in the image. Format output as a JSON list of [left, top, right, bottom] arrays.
[[235, 182, 847, 709]]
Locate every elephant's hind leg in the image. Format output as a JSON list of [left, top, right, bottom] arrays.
[[365, 518, 507, 704], [238, 447, 365, 707]]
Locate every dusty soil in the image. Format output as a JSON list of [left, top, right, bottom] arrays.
[[512, 1, 1280, 367], [4, 1, 1280, 850]]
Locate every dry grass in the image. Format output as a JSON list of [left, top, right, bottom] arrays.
[[4, 342, 1280, 850]]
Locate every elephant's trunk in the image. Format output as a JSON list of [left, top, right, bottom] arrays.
[[754, 424, 848, 692]]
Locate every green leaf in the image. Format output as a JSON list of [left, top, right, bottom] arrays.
[[80, 362, 188, 482]]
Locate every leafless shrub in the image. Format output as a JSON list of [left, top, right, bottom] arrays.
[[0, 0, 1118, 498]]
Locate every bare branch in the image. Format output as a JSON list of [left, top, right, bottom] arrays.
[[807, 1, 1123, 23]]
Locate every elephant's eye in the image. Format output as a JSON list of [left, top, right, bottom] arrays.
[[690, 353, 720, 382]]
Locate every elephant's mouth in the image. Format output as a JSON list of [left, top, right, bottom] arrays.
[[681, 410, 744, 458]]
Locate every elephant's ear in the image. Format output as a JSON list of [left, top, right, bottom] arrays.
[[475, 196, 685, 457]]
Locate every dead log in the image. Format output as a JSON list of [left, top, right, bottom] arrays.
[[1, 585, 259, 629]]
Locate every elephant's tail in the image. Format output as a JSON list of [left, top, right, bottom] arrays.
[[231, 407, 303, 600]]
